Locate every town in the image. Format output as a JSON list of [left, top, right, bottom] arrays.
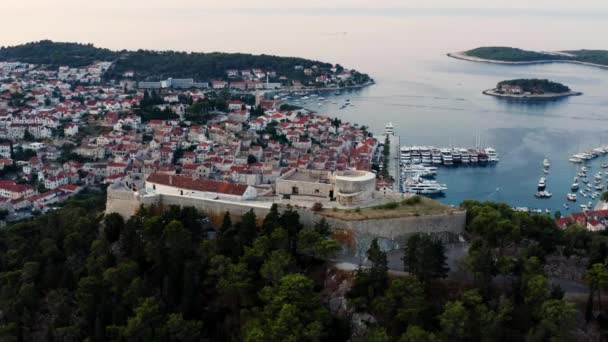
[[0, 59, 388, 221]]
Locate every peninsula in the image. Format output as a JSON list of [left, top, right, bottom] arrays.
[[448, 46, 608, 69], [0, 40, 373, 88], [483, 79, 582, 99]]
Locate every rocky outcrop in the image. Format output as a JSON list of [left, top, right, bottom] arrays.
[[322, 266, 379, 339], [544, 254, 589, 282]]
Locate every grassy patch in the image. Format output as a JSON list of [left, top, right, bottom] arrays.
[[319, 196, 457, 221]]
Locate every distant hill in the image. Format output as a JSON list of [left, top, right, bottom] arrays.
[[455, 46, 608, 67], [0, 40, 371, 83]]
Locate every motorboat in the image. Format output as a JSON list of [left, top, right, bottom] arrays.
[[402, 177, 447, 195], [563, 203, 570, 209], [602, 162, 608, 169], [571, 180, 579, 191], [543, 158, 550, 169], [484, 147, 499, 162], [535, 191, 552, 199], [567, 193, 577, 202], [537, 177, 546, 191], [569, 157, 583, 163]]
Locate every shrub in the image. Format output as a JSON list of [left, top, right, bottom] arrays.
[[375, 202, 399, 210], [355, 207, 361, 213], [312, 202, 324, 212], [403, 195, 422, 206]]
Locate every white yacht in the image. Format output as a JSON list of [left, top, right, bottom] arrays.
[[567, 193, 577, 202], [441, 149, 453, 165], [535, 191, 552, 199], [543, 158, 550, 169], [571, 177, 579, 191], [569, 157, 583, 163], [402, 177, 447, 195], [451, 149, 462, 163], [484, 147, 499, 162], [537, 177, 546, 191]]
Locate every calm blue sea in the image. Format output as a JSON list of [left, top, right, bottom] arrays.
[[297, 60, 608, 213]]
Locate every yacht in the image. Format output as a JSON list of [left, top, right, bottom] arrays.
[[571, 178, 579, 191], [596, 184, 605, 191], [535, 191, 552, 199], [459, 149, 470, 163], [537, 177, 546, 191], [601, 162, 608, 169], [478, 152, 489, 163], [468, 150, 479, 163], [543, 158, 550, 169], [569, 157, 583, 163], [567, 193, 577, 202], [402, 177, 447, 195], [582, 166, 589, 173], [484, 147, 499, 162], [595, 172, 603, 181], [451, 149, 462, 163], [431, 149, 443, 164], [441, 149, 453, 165]]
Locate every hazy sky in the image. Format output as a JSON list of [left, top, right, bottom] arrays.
[[1, 0, 607, 69]]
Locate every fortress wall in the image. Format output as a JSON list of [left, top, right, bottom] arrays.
[[106, 191, 466, 251]]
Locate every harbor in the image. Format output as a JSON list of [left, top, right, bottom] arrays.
[[391, 123, 500, 196]]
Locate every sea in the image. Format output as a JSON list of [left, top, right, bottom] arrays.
[[3, 1, 608, 213]]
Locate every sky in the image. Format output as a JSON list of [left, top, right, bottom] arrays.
[[1, 0, 606, 63]]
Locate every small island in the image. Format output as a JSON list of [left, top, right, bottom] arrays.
[[483, 79, 582, 99], [448, 46, 608, 69]]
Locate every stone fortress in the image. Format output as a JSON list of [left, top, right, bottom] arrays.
[[106, 169, 466, 251]]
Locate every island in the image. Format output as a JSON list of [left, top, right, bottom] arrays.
[[482, 79, 582, 99], [448, 46, 608, 69]]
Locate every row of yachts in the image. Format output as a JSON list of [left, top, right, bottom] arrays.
[[399, 164, 448, 195], [400, 146, 499, 166], [569, 146, 608, 166]]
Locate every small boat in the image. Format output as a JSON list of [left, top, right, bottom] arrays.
[[543, 158, 550, 169], [582, 178, 589, 184], [567, 193, 577, 202], [535, 191, 552, 199], [563, 203, 570, 209], [602, 162, 608, 169], [569, 157, 583, 163], [537, 177, 546, 191], [543, 169, 550, 174], [571, 181, 579, 191], [582, 166, 589, 173]]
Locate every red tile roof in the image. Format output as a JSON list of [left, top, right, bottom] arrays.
[[147, 172, 249, 196]]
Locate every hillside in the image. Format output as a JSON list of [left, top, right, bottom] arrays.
[[0, 40, 371, 83], [457, 46, 608, 67]]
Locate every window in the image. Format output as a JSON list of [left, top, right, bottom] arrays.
[[314, 189, 320, 194], [292, 187, 299, 195]]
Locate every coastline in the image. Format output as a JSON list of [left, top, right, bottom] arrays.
[[447, 51, 608, 70], [482, 89, 582, 99], [243, 80, 376, 95]]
